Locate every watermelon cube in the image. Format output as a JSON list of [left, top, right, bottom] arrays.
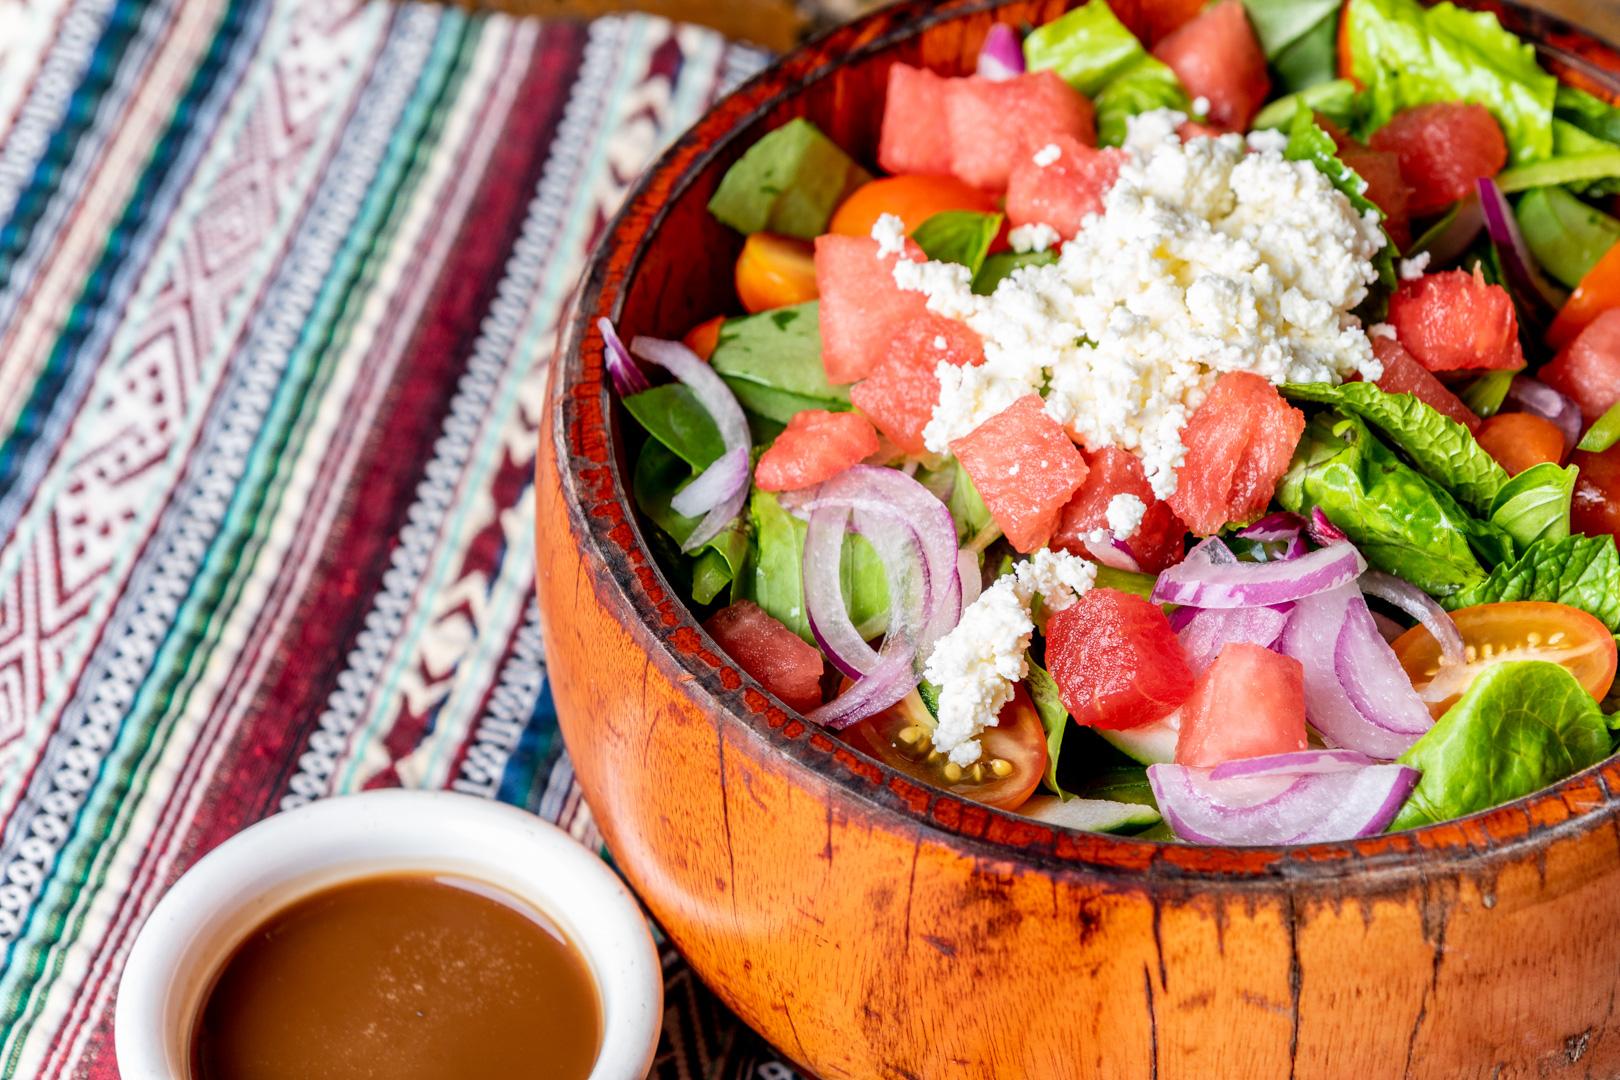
[[1005, 136, 1126, 240], [1174, 642, 1308, 768], [1338, 145, 1411, 250], [813, 234, 930, 385], [1151, 0, 1270, 132], [1369, 103, 1507, 217], [754, 409, 880, 492], [1387, 268, 1525, 372], [849, 313, 984, 455], [1046, 588, 1195, 731], [1371, 334, 1480, 432], [1541, 307, 1620, 423], [1051, 446, 1188, 572], [704, 600, 827, 714], [1167, 372, 1306, 537], [879, 64, 953, 177], [943, 71, 1096, 193], [950, 395, 1088, 553]]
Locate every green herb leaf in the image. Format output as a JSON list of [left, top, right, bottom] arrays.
[[707, 118, 871, 239], [623, 384, 725, 471], [1282, 381, 1508, 514], [911, 210, 1003, 276], [972, 249, 1058, 295], [1392, 660, 1610, 829], [1094, 56, 1192, 147], [1285, 106, 1398, 284], [1441, 534, 1620, 631], [633, 439, 751, 605], [1488, 461, 1576, 554], [1252, 78, 1360, 132], [1025, 658, 1075, 800], [710, 301, 852, 424], [1459, 369, 1514, 419], [1023, 0, 1149, 95], [1579, 400, 1620, 453]]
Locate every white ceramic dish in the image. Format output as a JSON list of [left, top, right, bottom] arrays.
[[115, 788, 661, 1080]]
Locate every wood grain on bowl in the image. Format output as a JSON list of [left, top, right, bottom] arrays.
[[536, 2, 1620, 1076]]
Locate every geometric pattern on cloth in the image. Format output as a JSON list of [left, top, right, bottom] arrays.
[[0, 4, 812, 1076]]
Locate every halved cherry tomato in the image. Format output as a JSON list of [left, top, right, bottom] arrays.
[[1475, 411, 1567, 473], [828, 175, 1001, 241], [1549, 239, 1620, 349], [1391, 601, 1618, 718], [682, 314, 725, 361], [735, 232, 818, 313], [838, 683, 1047, 811]]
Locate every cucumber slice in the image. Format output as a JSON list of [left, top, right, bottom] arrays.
[[1097, 711, 1179, 765], [1019, 795, 1162, 833]]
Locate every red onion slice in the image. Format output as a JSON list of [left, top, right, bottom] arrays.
[[1478, 177, 1570, 314], [804, 504, 880, 679], [600, 317, 650, 396], [1209, 749, 1376, 781], [1147, 762, 1420, 845], [1237, 512, 1305, 543], [977, 22, 1025, 81], [958, 550, 982, 609], [808, 650, 917, 730], [631, 335, 750, 551], [670, 446, 749, 518], [1150, 539, 1365, 609], [1083, 536, 1142, 572], [1176, 604, 1292, 674], [1307, 506, 1347, 546], [1504, 376, 1583, 457], [1278, 583, 1432, 759]]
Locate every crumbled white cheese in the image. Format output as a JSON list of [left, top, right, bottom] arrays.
[[1033, 142, 1063, 167], [933, 334, 948, 350], [925, 550, 1096, 765], [1191, 96, 1210, 117], [898, 127, 1386, 494], [1009, 222, 1061, 254], [1105, 493, 1148, 538], [1400, 251, 1431, 280], [1246, 128, 1289, 154], [1368, 322, 1397, 340], [871, 212, 907, 258]]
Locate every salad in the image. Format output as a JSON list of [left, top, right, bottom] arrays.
[[604, 0, 1620, 846]]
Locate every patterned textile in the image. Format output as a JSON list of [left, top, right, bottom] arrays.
[[0, 4, 808, 1077]]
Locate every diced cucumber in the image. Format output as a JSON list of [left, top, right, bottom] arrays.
[[1515, 185, 1620, 288], [1018, 794, 1162, 833], [1098, 712, 1179, 765], [707, 118, 871, 239]]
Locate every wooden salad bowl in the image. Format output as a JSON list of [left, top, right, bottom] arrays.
[[535, 2, 1620, 1076]]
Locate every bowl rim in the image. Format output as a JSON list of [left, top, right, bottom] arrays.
[[551, 0, 1620, 888]]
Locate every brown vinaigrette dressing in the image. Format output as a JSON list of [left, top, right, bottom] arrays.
[[192, 873, 602, 1080]]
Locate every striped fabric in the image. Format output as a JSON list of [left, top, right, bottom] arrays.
[[0, 4, 806, 1076]]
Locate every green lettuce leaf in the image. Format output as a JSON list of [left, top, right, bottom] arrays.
[[1278, 411, 1496, 596], [1023, 0, 1150, 96], [1270, 8, 1342, 95], [1281, 381, 1508, 514], [1488, 461, 1576, 554], [1025, 658, 1074, 800], [1285, 106, 1397, 284], [1242, 0, 1342, 58], [1556, 85, 1620, 145], [1346, 0, 1557, 165], [1441, 534, 1620, 631], [1392, 660, 1610, 829], [1252, 79, 1360, 133], [622, 384, 724, 471], [633, 439, 751, 605], [1094, 56, 1192, 147], [912, 210, 1003, 276], [707, 118, 871, 238], [1514, 185, 1620, 290]]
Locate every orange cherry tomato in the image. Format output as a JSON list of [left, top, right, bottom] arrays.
[[734, 232, 819, 313], [1572, 442, 1620, 540], [1549, 239, 1620, 349], [828, 175, 1001, 240], [682, 314, 725, 361], [839, 683, 1047, 811], [1391, 601, 1618, 718], [1474, 411, 1567, 474]]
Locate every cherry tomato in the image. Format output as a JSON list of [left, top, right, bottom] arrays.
[[828, 175, 1002, 242], [1572, 441, 1620, 540], [682, 314, 725, 361], [838, 684, 1047, 811], [1475, 411, 1567, 473], [1549, 239, 1620, 349], [1391, 601, 1618, 717], [734, 232, 818, 313]]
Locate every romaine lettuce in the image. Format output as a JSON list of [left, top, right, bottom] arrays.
[[1023, 0, 1150, 95], [1252, 79, 1360, 133], [1094, 57, 1192, 147]]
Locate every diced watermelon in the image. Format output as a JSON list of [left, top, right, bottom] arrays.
[[1174, 642, 1307, 767], [848, 313, 984, 455], [704, 600, 826, 713], [1005, 136, 1126, 240], [950, 395, 1088, 553], [1372, 334, 1480, 432], [1167, 372, 1306, 537], [754, 409, 880, 492], [1046, 588, 1195, 730], [1051, 446, 1188, 573], [813, 234, 929, 384], [1541, 307, 1620, 423], [943, 71, 1096, 193], [1386, 269, 1525, 373], [1369, 103, 1507, 217], [1339, 146, 1411, 250], [1571, 442, 1620, 541], [879, 64, 953, 177], [1150, 0, 1270, 132]]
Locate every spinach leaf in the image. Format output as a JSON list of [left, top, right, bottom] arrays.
[[1282, 381, 1508, 513], [623, 384, 724, 470], [1392, 660, 1610, 829], [1556, 85, 1620, 145], [973, 249, 1057, 295], [1441, 534, 1620, 631], [1025, 658, 1074, 800], [1459, 369, 1513, 419], [707, 118, 872, 239], [1023, 0, 1149, 96], [1271, 9, 1340, 95], [912, 210, 1003, 276], [842, 529, 891, 641], [1488, 461, 1576, 553], [742, 489, 888, 644], [1345, 0, 1557, 165], [1285, 107, 1398, 285], [1579, 400, 1620, 453], [634, 440, 751, 604], [1278, 411, 1494, 596], [1252, 78, 1360, 132], [1094, 56, 1192, 147], [724, 381, 847, 425], [711, 301, 850, 407]]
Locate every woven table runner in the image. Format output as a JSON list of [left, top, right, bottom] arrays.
[[0, 3, 807, 1076]]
